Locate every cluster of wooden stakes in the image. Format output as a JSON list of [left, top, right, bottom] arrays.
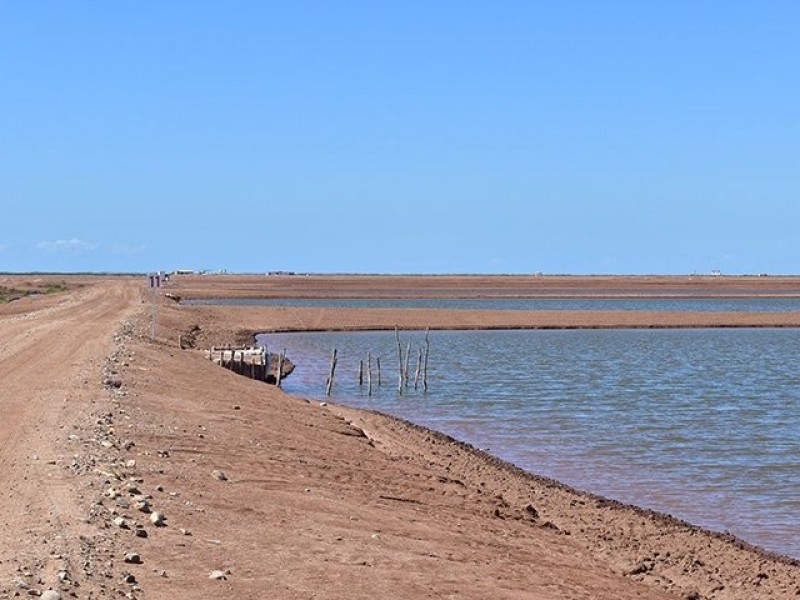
[[326, 327, 430, 397]]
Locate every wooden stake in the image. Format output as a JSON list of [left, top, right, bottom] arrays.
[[277, 349, 285, 387], [395, 326, 403, 394], [367, 352, 372, 396], [358, 360, 364, 386], [376, 356, 381, 387], [423, 328, 430, 392], [403, 342, 411, 388], [414, 348, 422, 390], [326, 348, 338, 396]]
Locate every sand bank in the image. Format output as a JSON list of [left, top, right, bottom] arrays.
[[155, 275, 800, 599]]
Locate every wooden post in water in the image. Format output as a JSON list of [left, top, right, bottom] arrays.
[[367, 352, 372, 396], [376, 356, 382, 387], [403, 342, 411, 389], [326, 348, 338, 396], [277, 349, 285, 387], [395, 326, 403, 394], [423, 328, 430, 392], [414, 348, 422, 390], [358, 360, 364, 386]]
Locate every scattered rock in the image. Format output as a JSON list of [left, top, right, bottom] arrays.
[[628, 561, 652, 576], [212, 470, 228, 482], [41, 591, 61, 600], [122, 572, 137, 584], [149, 511, 166, 527], [209, 569, 227, 580], [124, 553, 142, 564]]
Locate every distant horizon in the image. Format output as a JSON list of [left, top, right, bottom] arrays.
[[3, 270, 799, 278]]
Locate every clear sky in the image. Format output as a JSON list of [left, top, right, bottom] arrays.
[[1, 2, 798, 274]]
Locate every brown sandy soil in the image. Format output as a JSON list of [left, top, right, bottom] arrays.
[[0, 275, 798, 599], [168, 306, 800, 348], [171, 273, 800, 299]]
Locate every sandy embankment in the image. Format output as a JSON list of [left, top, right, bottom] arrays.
[[0, 275, 798, 599], [155, 275, 798, 599]]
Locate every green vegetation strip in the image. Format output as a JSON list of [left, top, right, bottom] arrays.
[[0, 282, 68, 304]]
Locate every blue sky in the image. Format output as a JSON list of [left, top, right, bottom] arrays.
[[1, 2, 798, 274]]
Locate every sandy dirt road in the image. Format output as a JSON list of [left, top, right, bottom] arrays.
[[0, 278, 140, 596]]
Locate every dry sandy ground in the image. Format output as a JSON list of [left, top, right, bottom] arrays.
[[0, 275, 798, 600], [171, 274, 800, 299]]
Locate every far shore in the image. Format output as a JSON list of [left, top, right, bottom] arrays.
[[171, 273, 800, 299], [165, 273, 800, 336]]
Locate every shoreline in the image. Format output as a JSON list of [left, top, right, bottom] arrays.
[[334, 402, 799, 566], [256, 331, 799, 564], [171, 305, 800, 341], [154, 277, 800, 598]]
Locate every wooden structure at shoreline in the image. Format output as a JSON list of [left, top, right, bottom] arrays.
[[207, 345, 289, 385]]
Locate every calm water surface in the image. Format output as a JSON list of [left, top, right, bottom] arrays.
[[258, 328, 800, 559], [190, 296, 800, 312]]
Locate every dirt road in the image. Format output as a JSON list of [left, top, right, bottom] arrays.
[[0, 279, 139, 596]]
